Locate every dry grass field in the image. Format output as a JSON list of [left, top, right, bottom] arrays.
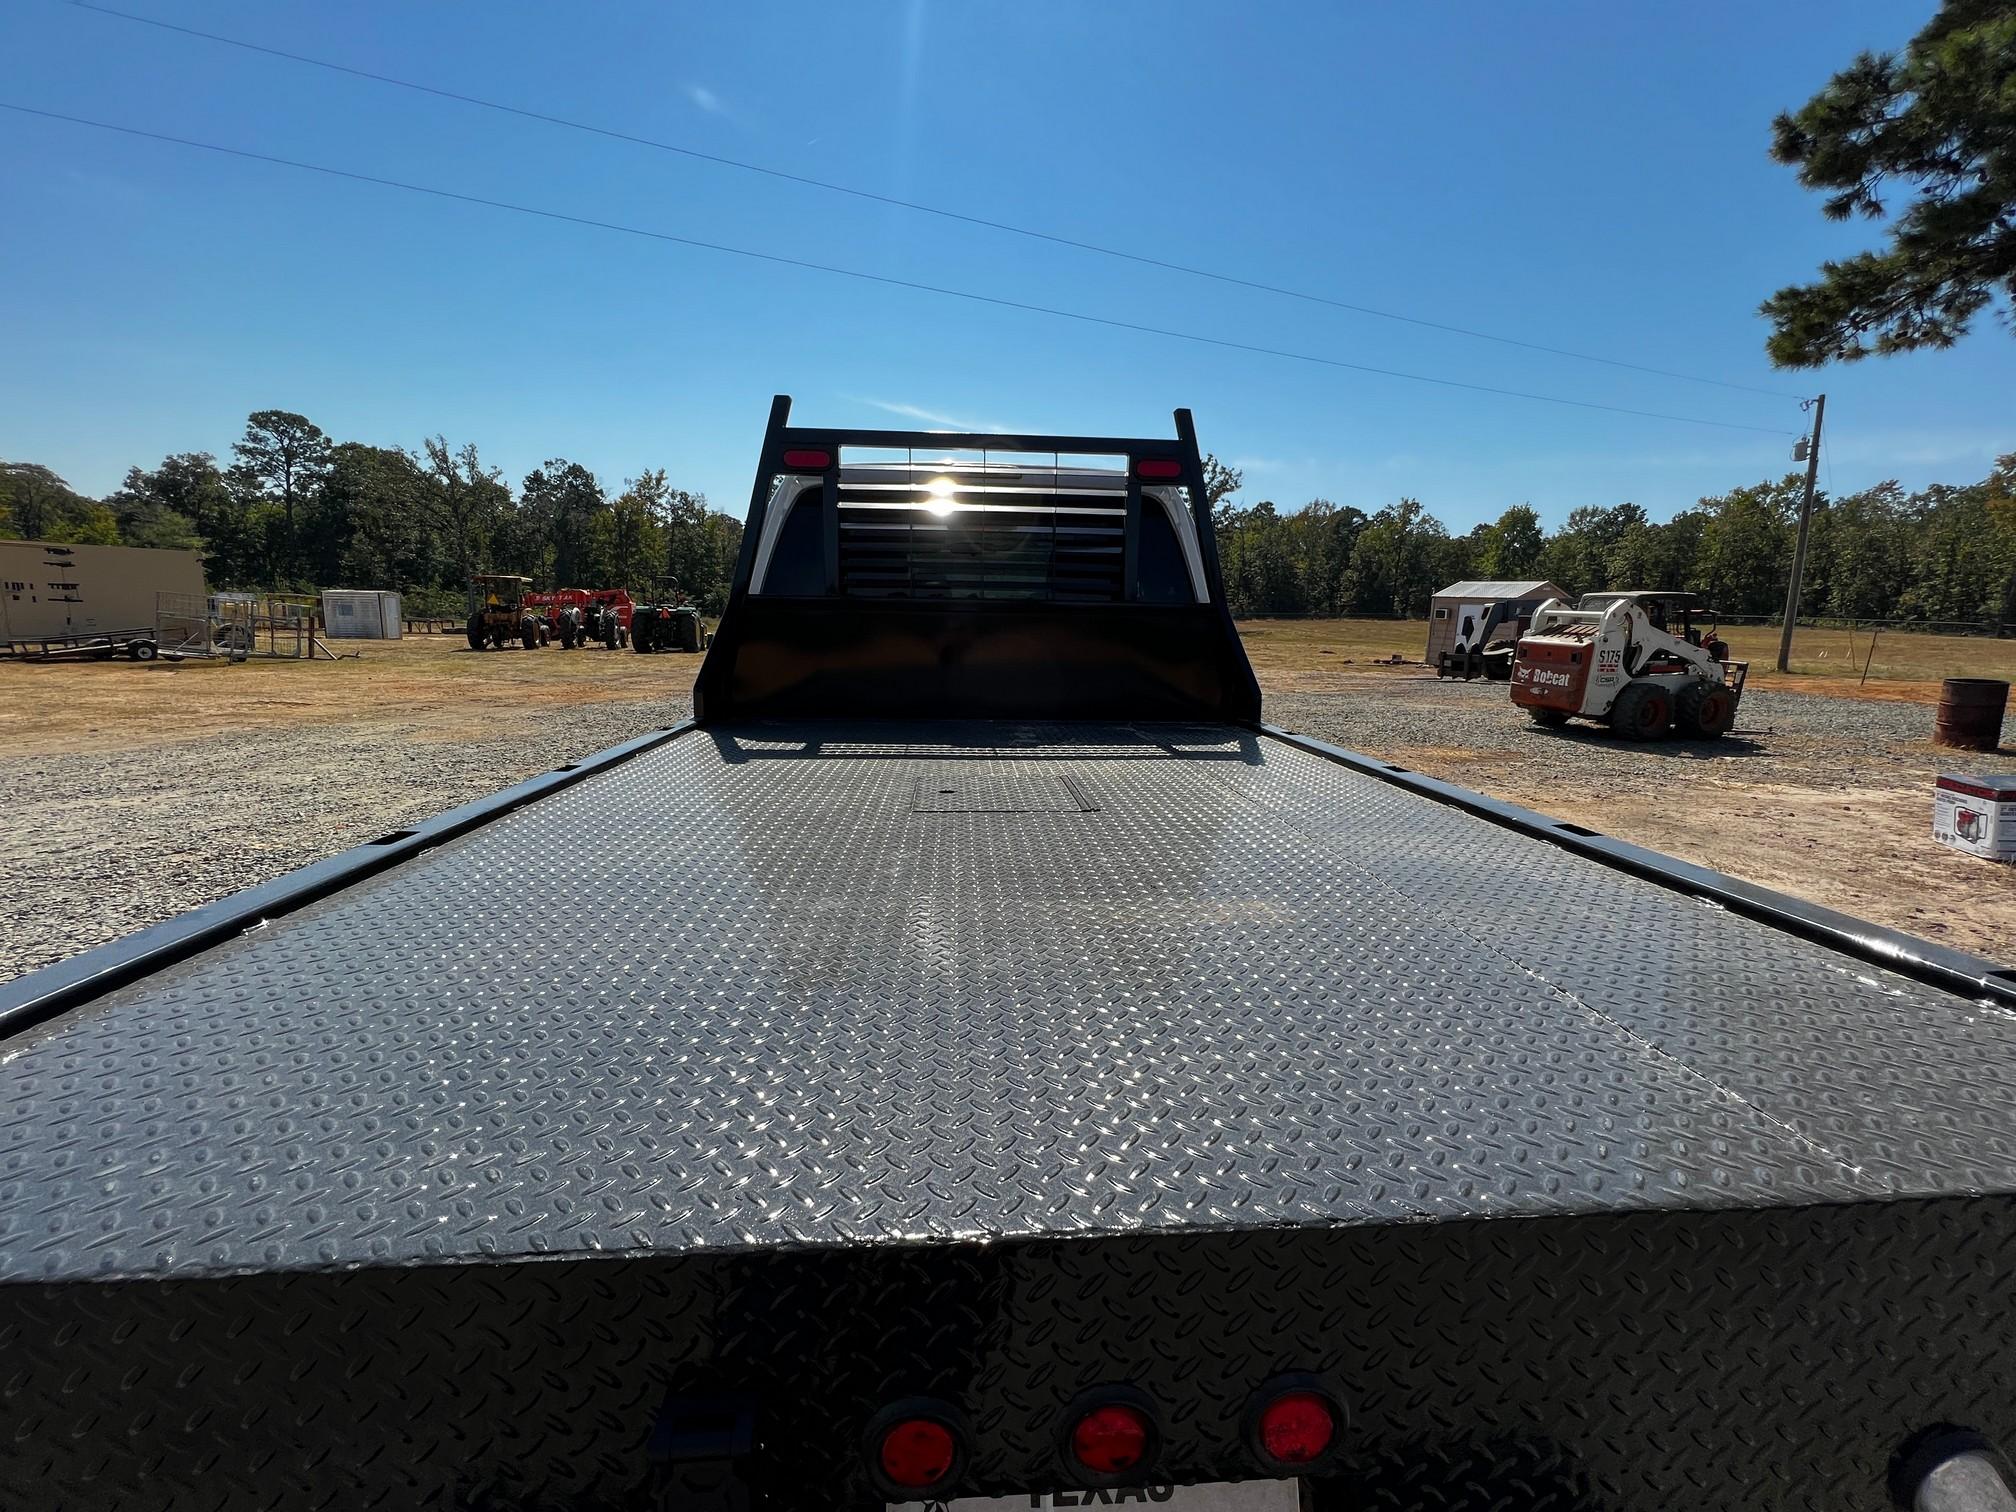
[[2, 617, 2011, 975], [1239, 616, 2016, 699], [6, 631, 706, 758]]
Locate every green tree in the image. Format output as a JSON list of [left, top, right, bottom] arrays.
[[1697, 476, 1805, 615], [1807, 481, 1910, 619], [1604, 520, 1664, 589], [695, 509, 745, 616], [662, 486, 720, 600], [1200, 454, 1244, 511], [1349, 498, 1449, 617], [106, 459, 210, 551], [1473, 504, 1545, 580], [308, 444, 430, 587], [1763, 0, 2016, 364], [520, 459, 606, 588], [1537, 503, 1646, 596], [231, 410, 332, 543], [422, 437, 509, 600], [1, 463, 99, 541], [1986, 453, 2016, 623], [1645, 508, 1711, 597], [1294, 499, 1367, 616], [45, 501, 122, 544], [601, 470, 670, 591]]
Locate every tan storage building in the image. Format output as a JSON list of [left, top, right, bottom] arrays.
[[0, 540, 205, 647], [1424, 579, 1569, 666]]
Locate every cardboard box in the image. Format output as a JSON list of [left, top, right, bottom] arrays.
[[1933, 774, 2016, 862]]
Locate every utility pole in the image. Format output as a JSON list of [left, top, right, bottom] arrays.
[[1776, 393, 1826, 673]]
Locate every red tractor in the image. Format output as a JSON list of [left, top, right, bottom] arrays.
[[524, 588, 634, 649]]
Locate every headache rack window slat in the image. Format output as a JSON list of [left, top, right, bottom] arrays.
[[836, 494, 1126, 601]]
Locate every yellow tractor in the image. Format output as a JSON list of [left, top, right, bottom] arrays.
[[466, 574, 546, 651]]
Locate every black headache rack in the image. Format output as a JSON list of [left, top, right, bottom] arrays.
[[4, 401, 2016, 1512], [693, 396, 1262, 724]]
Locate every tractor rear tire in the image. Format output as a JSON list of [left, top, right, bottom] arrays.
[[467, 615, 485, 651], [1609, 681, 1671, 741], [1677, 680, 1737, 738], [1528, 708, 1570, 728]]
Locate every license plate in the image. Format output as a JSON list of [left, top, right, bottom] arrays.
[[892, 1479, 1301, 1512]]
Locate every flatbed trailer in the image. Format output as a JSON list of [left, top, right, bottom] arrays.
[[2, 624, 157, 660], [4, 401, 2014, 1512]]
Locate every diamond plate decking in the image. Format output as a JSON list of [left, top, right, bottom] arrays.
[[4, 721, 2009, 1286]]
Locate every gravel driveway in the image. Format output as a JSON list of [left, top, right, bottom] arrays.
[[1268, 675, 1990, 788], [1, 695, 691, 982]]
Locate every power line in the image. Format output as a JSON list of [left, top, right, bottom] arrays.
[[68, 0, 1807, 403], [0, 102, 1797, 438]]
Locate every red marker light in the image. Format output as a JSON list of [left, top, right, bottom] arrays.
[[878, 1417, 957, 1490], [782, 448, 831, 469], [1135, 458, 1183, 480], [1256, 1389, 1338, 1467], [1071, 1403, 1151, 1474]]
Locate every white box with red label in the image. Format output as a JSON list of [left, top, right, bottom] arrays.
[[1933, 774, 2016, 862]]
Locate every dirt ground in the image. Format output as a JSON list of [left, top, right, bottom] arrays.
[[2, 621, 2012, 978]]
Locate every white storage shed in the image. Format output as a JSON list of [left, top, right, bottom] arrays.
[[1424, 579, 1568, 665], [320, 589, 403, 639]]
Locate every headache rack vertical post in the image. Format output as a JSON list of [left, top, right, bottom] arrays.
[[1177, 406, 1262, 721], [694, 394, 791, 724]]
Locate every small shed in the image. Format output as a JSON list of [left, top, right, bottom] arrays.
[[1425, 579, 1568, 666], [320, 589, 403, 639]]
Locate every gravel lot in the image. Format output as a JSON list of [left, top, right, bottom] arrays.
[[1268, 676, 1955, 788], [3, 648, 2011, 981], [0, 694, 691, 982], [1272, 671, 2015, 958]]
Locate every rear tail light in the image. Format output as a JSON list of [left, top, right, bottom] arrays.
[[1071, 1403, 1151, 1474], [1058, 1391, 1160, 1484], [873, 1413, 961, 1492], [1246, 1378, 1344, 1471], [782, 448, 831, 469], [1135, 457, 1183, 480]]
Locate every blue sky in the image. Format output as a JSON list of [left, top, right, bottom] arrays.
[[3, 0, 2008, 529]]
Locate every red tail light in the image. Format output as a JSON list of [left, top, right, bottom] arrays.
[[1257, 1391, 1336, 1464], [782, 448, 831, 469], [877, 1417, 957, 1490], [1070, 1403, 1152, 1474], [1135, 457, 1182, 480], [1247, 1380, 1343, 1470]]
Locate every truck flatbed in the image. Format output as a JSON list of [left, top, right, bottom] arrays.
[[7, 716, 2009, 1282], [3, 403, 2012, 1512]]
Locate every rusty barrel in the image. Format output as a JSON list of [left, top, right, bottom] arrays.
[[1934, 677, 2009, 751]]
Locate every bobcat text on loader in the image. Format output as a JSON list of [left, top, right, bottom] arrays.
[[2, 400, 2012, 1512], [1509, 589, 1748, 739]]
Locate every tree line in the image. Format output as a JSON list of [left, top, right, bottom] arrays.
[[6, 420, 2012, 626], [0, 410, 744, 616], [1208, 452, 2016, 627]]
